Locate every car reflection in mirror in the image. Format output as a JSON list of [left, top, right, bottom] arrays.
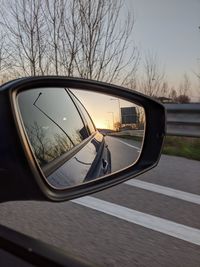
[[17, 88, 145, 189]]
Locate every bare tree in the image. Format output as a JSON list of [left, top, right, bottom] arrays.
[[0, 0, 139, 83], [26, 121, 73, 166], [194, 69, 200, 81], [173, 73, 191, 103], [179, 73, 191, 96], [43, 0, 66, 75], [175, 94, 190, 103], [69, 0, 139, 84], [139, 52, 165, 97], [0, 0, 48, 76], [54, 0, 139, 83], [166, 74, 191, 103], [0, 32, 11, 76], [168, 87, 177, 102], [58, 0, 81, 76], [114, 121, 121, 131]]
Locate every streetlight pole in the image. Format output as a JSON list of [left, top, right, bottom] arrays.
[[110, 98, 121, 123], [107, 112, 114, 130]]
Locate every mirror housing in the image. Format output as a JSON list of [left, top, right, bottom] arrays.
[[0, 77, 166, 202]]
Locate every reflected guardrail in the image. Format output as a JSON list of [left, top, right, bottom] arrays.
[[101, 103, 200, 138], [165, 103, 200, 138]]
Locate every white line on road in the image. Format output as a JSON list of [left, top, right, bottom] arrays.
[[113, 138, 140, 151], [72, 196, 200, 246], [125, 179, 200, 205]]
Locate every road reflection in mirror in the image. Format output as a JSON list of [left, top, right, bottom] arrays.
[[17, 88, 145, 189]]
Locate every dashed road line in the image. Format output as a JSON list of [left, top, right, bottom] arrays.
[[125, 179, 200, 205], [72, 196, 200, 246]]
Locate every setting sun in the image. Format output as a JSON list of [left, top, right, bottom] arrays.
[[93, 119, 110, 130]]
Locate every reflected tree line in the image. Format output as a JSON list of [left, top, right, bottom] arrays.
[[26, 121, 84, 167]]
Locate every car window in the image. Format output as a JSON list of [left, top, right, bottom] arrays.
[[18, 88, 89, 167]]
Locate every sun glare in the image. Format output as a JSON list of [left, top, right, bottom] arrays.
[[93, 120, 110, 130]]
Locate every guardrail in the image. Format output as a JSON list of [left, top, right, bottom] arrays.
[[165, 103, 200, 138]]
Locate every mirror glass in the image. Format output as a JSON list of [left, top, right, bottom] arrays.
[[17, 87, 145, 189]]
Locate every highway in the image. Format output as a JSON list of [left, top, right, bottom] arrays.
[[0, 140, 200, 266], [105, 136, 142, 172]]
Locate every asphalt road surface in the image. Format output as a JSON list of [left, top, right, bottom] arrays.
[[0, 154, 200, 267], [105, 136, 142, 172]]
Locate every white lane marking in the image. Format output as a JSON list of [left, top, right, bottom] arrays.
[[110, 137, 140, 151], [72, 196, 200, 246], [125, 179, 200, 205]]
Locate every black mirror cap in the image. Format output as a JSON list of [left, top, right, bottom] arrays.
[[0, 76, 166, 202]]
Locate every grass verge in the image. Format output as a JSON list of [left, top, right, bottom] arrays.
[[109, 134, 200, 161], [163, 136, 200, 161]]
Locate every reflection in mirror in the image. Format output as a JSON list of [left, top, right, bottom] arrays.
[[17, 88, 145, 189]]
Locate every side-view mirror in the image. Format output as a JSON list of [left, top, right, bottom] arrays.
[[0, 77, 165, 202]]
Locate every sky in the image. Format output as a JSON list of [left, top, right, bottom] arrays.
[[126, 0, 200, 100], [72, 90, 142, 130]]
